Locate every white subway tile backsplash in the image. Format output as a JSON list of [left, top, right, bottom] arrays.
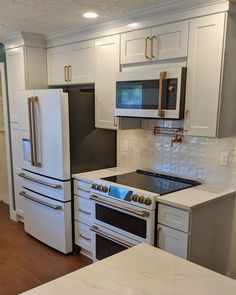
[[117, 129, 236, 188]]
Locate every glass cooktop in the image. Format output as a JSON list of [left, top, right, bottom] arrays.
[[102, 170, 201, 196]]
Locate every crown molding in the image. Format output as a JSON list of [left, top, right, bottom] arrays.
[[0, 31, 46, 50], [46, 0, 230, 48]]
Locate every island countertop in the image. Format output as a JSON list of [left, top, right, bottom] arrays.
[[21, 244, 236, 295]]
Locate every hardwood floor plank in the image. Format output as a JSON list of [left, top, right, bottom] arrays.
[[0, 201, 91, 295]]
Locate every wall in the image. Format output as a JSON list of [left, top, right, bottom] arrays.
[[117, 127, 236, 278]]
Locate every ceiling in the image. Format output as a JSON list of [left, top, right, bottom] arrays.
[[0, 0, 222, 38]]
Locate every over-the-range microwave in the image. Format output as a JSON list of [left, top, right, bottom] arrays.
[[115, 67, 187, 119]]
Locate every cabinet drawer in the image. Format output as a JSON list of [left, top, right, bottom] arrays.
[[74, 221, 92, 252], [158, 224, 188, 259], [74, 196, 92, 226], [73, 179, 92, 199], [158, 204, 189, 232]]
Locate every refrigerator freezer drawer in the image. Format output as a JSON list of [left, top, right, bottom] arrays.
[[18, 169, 71, 202], [21, 188, 72, 254]]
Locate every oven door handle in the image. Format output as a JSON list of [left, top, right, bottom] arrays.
[[90, 225, 135, 248], [89, 194, 150, 217]]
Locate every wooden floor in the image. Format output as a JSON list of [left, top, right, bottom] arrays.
[[0, 202, 91, 295]]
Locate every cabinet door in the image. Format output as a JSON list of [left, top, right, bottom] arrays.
[[68, 40, 94, 84], [6, 47, 26, 123], [184, 13, 225, 137], [121, 28, 151, 64], [95, 35, 120, 129], [158, 224, 188, 259], [47, 46, 68, 85], [151, 21, 188, 60]]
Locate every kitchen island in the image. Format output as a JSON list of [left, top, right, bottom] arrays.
[[21, 243, 236, 295]]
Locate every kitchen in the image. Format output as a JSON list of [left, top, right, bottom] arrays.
[[0, 0, 236, 294]]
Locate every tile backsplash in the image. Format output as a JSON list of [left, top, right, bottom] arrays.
[[117, 129, 236, 188]]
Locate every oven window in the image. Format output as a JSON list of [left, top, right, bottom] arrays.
[[95, 204, 147, 238], [96, 234, 127, 260], [116, 79, 177, 110]]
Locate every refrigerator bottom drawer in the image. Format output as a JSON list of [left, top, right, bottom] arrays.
[[22, 189, 72, 254]]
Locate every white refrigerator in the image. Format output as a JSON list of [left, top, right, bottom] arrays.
[[15, 88, 116, 253]]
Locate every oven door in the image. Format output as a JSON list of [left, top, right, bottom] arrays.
[[115, 67, 186, 119], [90, 224, 139, 262], [90, 194, 155, 245]]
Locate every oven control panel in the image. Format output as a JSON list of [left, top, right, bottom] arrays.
[[91, 182, 155, 209]]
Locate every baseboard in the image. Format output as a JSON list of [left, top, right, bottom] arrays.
[[0, 194, 9, 205]]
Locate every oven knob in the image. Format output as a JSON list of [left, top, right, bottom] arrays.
[[97, 185, 103, 191], [91, 183, 98, 190], [102, 186, 109, 193], [132, 194, 139, 202], [138, 196, 145, 203], [144, 198, 152, 206]]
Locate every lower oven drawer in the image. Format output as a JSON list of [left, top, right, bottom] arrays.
[[74, 221, 93, 252], [91, 225, 139, 261], [74, 196, 92, 226], [21, 188, 72, 253]]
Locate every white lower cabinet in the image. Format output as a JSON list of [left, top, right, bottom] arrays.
[[73, 179, 93, 259], [158, 224, 188, 259]]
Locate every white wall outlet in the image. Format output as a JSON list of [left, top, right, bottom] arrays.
[[220, 152, 229, 166], [123, 140, 129, 152]]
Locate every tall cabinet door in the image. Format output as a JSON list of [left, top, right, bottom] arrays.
[[47, 46, 68, 85], [35, 89, 70, 180], [68, 40, 95, 84], [6, 47, 26, 123], [95, 35, 120, 130], [184, 13, 225, 137]]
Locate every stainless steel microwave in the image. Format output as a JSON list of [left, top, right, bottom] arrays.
[[115, 67, 187, 119]]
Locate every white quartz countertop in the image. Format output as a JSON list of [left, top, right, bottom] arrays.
[[73, 167, 235, 209], [21, 243, 236, 295]]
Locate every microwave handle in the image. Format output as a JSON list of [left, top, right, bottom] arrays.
[[158, 71, 167, 118]]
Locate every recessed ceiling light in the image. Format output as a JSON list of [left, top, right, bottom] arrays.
[[83, 12, 98, 19], [128, 23, 139, 28]]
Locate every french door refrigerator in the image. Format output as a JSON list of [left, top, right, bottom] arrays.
[[16, 88, 116, 253]]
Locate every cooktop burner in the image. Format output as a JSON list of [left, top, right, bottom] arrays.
[[102, 170, 201, 195]]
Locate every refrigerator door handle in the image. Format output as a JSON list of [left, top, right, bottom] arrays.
[[31, 96, 41, 167], [28, 97, 36, 166], [20, 191, 62, 210], [18, 172, 62, 189]]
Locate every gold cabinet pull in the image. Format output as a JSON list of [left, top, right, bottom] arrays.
[[184, 109, 190, 132], [158, 71, 167, 118], [151, 36, 157, 58], [68, 65, 72, 82], [145, 37, 151, 60], [64, 65, 68, 82]]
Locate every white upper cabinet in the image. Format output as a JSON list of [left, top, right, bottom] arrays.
[[121, 20, 188, 64], [95, 35, 120, 130], [184, 13, 236, 138], [47, 40, 95, 85]]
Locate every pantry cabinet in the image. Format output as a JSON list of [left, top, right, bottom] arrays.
[[121, 20, 188, 64], [94, 35, 120, 130], [47, 40, 94, 85], [185, 12, 236, 138]]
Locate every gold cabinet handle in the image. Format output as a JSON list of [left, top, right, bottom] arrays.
[[68, 65, 72, 82], [64, 66, 68, 82], [151, 36, 157, 59], [145, 37, 151, 60], [184, 109, 190, 132], [158, 71, 167, 118]]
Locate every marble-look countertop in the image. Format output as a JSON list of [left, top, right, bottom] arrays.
[[73, 167, 235, 210], [21, 244, 236, 295]]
